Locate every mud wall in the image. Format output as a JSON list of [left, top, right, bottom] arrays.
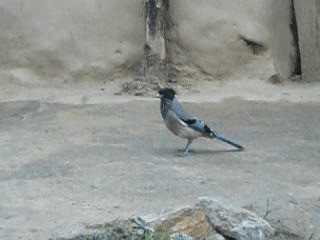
[[294, 0, 320, 82], [0, 0, 144, 85], [0, 0, 318, 86], [168, 0, 295, 81]]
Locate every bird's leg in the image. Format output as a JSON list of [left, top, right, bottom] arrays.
[[181, 139, 193, 156]]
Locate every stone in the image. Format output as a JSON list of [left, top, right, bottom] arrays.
[[170, 232, 193, 240], [207, 233, 226, 240], [151, 207, 210, 240], [200, 197, 274, 240]]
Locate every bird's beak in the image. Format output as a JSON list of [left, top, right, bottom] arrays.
[[154, 93, 162, 98]]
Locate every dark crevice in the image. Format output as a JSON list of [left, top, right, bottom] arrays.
[[213, 228, 236, 240], [205, 215, 236, 240], [239, 35, 267, 55], [289, 0, 302, 78]]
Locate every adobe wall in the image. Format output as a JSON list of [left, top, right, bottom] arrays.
[[168, 0, 295, 81], [0, 0, 144, 84], [0, 0, 317, 87], [294, 0, 320, 82]]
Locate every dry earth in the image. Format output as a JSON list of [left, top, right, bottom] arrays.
[[1, 80, 320, 239]]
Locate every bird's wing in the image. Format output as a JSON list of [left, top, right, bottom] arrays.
[[169, 98, 210, 134], [166, 109, 189, 127], [182, 117, 210, 133], [170, 98, 192, 121]]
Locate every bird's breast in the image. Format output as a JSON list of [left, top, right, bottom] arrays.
[[165, 110, 202, 140]]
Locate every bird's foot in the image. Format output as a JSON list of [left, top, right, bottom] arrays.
[[177, 151, 191, 157], [177, 149, 194, 157], [177, 140, 193, 157], [177, 149, 195, 153], [178, 151, 189, 157]]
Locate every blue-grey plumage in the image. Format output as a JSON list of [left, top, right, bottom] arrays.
[[156, 88, 244, 156]]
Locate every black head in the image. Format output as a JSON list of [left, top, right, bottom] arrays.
[[157, 88, 176, 100]]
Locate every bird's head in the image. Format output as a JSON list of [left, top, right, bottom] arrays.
[[156, 88, 176, 100]]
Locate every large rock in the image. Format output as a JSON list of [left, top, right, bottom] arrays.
[[151, 207, 210, 239], [62, 197, 302, 240], [150, 200, 275, 240], [200, 197, 274, 240]]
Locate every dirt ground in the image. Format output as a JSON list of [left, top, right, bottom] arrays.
[[1, 80, 320, 239]]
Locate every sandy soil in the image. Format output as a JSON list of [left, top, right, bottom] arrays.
[[1, 78, 320, 104], [1, 80, 320, 239]]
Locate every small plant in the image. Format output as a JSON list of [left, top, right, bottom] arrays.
[[63, 219, 172, 240], [263, 198, 272, 219]]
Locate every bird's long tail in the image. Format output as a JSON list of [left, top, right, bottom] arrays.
[[210, 129, 244, 150]]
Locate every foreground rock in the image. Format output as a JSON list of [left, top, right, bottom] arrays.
[[62, 197, 306, 240], [152, 197, 274, 240], [151, 207, 210, 239], [199, 197, 274, 240]]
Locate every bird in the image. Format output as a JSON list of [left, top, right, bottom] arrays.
[[156, 88, 244, 156]]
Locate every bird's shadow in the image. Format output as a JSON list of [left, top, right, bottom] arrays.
[[155, 147, 244, 158], [176, 148, 244, 156]]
